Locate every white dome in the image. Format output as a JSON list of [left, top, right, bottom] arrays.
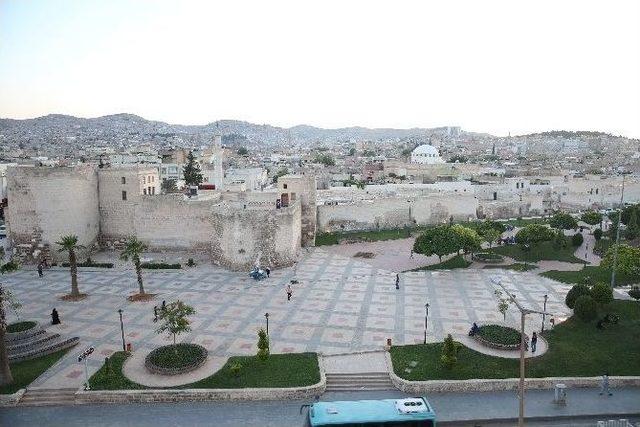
[[411, 144, 444, 165]]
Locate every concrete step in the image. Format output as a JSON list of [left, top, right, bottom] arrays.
[[326, 384, 395, 391], [19, 388, 78, 407], [325, 372, 395, 391]]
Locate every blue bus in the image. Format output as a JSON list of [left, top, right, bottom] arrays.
[[305, 397, 436, 426]]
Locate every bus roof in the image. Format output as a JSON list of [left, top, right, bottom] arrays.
[[310, 397, 436, 425]]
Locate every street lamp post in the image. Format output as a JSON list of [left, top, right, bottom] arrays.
[[541, 294, 548, 332], [611, 173, 625, 288], [117, 309, 125, 352], [265, 312, 269, 335], [423, 303, 429, 344], [491, 278, 554, 427]]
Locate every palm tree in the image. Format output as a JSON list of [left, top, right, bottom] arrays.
[[120, 237, 148, 295], [56, 235, 83, 297]]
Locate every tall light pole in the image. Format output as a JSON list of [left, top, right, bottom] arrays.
[[611, 173, 625, 288], [491, 277, 554, 427], [118, 309, 125, 352], [265, 312, 269, 335], [541, 294, 548, 333], [423, 303, 430, 344]]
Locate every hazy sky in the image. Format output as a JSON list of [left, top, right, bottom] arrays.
[[1, 0, 639, 137]]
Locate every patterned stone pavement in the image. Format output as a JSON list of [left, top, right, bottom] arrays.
[[1, 247, 572, 389]]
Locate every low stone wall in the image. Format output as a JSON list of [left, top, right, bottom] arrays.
[[472, 332, 527, 351], [0, 389, 25, 407], [6, 322, 42, 342], [385, 353, 640, 393], [75, 353, 326, 404]]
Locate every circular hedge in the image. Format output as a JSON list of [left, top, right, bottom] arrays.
[[6, 321, 37, 333], [565, 284, 591, 309], [474, 324, 526, 350], [472, 252, 505, 263], [574, 295, 597, 322], [145, 343, 208, 375]]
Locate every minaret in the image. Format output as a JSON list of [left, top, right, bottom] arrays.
[[210, 127, 224, 190]]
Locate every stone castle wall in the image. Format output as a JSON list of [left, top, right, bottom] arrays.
[[5, 165, 99, 262]]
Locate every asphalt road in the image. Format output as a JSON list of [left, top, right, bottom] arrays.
[[2, 389, 639, 427]]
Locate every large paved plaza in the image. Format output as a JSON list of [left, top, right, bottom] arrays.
[[2, 247, 571, 389]]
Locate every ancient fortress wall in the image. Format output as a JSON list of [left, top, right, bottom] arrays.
[[6, 165, 99, 262]]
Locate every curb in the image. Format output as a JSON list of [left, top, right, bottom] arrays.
[[385, 352, 640, 393], [0, 389, 25, 407]]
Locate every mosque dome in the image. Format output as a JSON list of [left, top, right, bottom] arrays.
[[411, 144, 444, 165]]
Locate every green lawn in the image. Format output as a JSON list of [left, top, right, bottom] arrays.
[[316, 228, 417, 246], [89, 352, 320, 390], [500, 217, 549, 227], [541, 266, 639, 287], [483, 263, 537, 272], [491, 239, 585, 263], [0, 349, 70, 394], [391, 300, 640, 380], [405, 255, 471, 272]]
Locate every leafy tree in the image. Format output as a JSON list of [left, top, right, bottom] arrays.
[[571, 233, 584, 247], [451, 225, 482, 257], [120, 236, 149, 295], [515, 224, 554, 249], [601, 244, 640, 277], [552, 230, 567, 249], [156, 300, 196, 353], [494, 289, 511, 320], [272, 167, 289, 184], [56, 235, 84, 297], [363, 150, 376, 157], [628, 286, 640, 302], [161, 179, 178, 193], [565, 284, 591, 309], [581, 210, 602, 226], [477, 221, 503, 248], [574, 295, 597, 322], [593, 228, 603, 241], [236, 147, 248, 156], [257, 328, 270, 360], [549, 212, 578, 230], [348, 147, 356, 156], [413, 226, 460, 262], [448, 155, 468, 163], [183, 151, 203, 186], [621, 203, 640, 225], [440, 334, 459, 369], [591, 282, 613, 305], [314, 153, 335, 166], [625, 209, 639, 240]]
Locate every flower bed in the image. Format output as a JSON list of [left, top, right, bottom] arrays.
[[145, 343, 208, 375], [6, 321, 37, 333], [474, 325, 526, 350], [472, 252, 505, 263]]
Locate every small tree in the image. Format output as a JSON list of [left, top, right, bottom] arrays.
[[314, 153, 335, 167], [574, 295, 598, 322], [156, 300, 196, 353], [257, 328, 270, 360], [120, 236, 148, 295], [451, 225, 482, 258], [479, 226, 501, 249], [552, 230, 567, 249], [272, 167, 289, 184], [440, 334, 459, 369], [571, 233, 584, 247], [56, 234, 84, 298], [550, 212, 578, 230], [628, 286, 640, 302], [601, 244, 640, 277], [625, 210, 639, 240], [161, 179, 178, 193], [515, 224, 554, 250], [581, 210, 603, 226], [591, 282, 613, 306], [237, 147, 248, 156], [593, 228, 603, 241], [183, 151, 203, 186], [565, 284, 591, 309], [413, 226, 461, 262], [494, 289, 511, 321]]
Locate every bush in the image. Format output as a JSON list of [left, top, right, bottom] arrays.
[[571, 233, 584, 247], [257, 328, 270, 360], [187, 258, 196, 267], [628, 286, 640, 302], [146, 343, 207, 371], [6, 321, 37, 333], [477, 325, 521, 346], [591, 282, 613, 305], [62, 259, 114, 268], [229, 362, 242, 377], [140, 262, 181, 269], [565, 284, 591, 309], [440, 334, 459, 369], [593, 228, 603, 241], [574, 295, 598, 322]]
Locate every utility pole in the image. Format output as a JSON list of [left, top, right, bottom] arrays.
[[611, 173, 625, 287], [491, 277, 555, 427]]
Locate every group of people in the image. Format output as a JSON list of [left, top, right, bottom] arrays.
[[153, 300, 167, 322]]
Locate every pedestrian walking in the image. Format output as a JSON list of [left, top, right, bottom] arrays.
[[600, 372, 612, 396], [265, 267, 271, 278], [153, 306, 158, 322], [395, 273, 400, 290], [286, 284, 293, 301], [51, 308, 61, 325], [531, 332, 538, 353], [37, 262, 43, 278], [410, 249, 414, 259], [161, 300, 166, 311]]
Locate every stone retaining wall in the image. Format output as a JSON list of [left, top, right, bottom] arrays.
[[6, 322, 42, 342], [0, 389, 25, 407], [385, 353, 640, 393]]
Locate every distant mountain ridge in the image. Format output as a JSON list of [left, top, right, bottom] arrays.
[[0, 113, 461, 146]]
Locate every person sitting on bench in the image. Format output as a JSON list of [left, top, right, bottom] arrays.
[[469, 322, 480, 336]]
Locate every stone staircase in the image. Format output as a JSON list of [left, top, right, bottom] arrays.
[[18, 388, 78, 407], [6, 322, 79, 363], [325, 372, 395, 392]]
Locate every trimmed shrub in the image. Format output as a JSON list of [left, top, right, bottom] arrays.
[[6, 321, 37, 333], [571, 233, 584, 247], [574, 295, 598, 322], [477, 325, 521, 346], [440, 334, 459, 369], [145, 343, 207, 374], [62, 259, 114, 268], [565, 284, 591, 309], [257, 328, 270, 360], [140, 262, 181, 269], [591, 282, 613, 305], [593, 228, 603, 241]]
